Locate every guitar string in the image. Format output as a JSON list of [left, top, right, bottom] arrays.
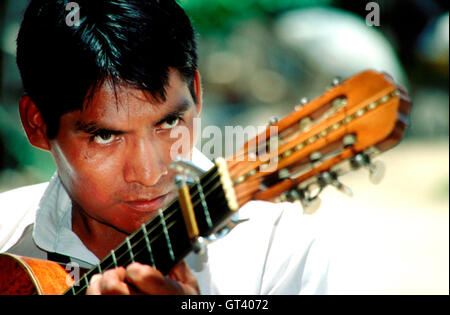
[[110, 179, 225, 271], [69, 169, 227, 294], [99, 170, 222, 268]]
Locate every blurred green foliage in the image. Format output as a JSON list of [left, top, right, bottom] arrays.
[[180, 0, 332, 32]]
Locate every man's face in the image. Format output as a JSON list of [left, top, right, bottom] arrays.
[[49, 69, 201, 233]]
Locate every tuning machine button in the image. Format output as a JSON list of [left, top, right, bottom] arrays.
[[351, 154, 385, 184], [368, 160, 385, 184], [319, 171, 353, 197], [301, 197, 322, 215]]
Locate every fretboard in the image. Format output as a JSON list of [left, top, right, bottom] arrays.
[[64, 164, 235, 295]]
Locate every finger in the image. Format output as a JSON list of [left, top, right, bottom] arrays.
[[168, 260, 188, 282], [168, 261, 198, 289], [86, 274, 103, 295], [126, 262, 182, 295], [169, 261, 199, 294], [99, 267, 131, 295]]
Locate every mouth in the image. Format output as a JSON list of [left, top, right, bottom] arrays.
[[122, 193, 171, 213]]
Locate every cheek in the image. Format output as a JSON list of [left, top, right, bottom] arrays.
[[51, 140, 122, 205]]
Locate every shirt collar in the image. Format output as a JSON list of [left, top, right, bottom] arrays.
[[33, 172, 100, 265], [32, 148, 214, 266]]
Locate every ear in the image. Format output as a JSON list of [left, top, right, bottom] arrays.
[[193, 70, 203, 116], [19, 95, 51, 151]]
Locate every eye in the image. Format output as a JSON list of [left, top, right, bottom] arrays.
[[158, 116, 181, 130], [90, 131, 116, 145]]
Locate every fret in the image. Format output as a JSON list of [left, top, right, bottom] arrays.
[[72, 278, 88, 295], [113, 243, 130, 267], [97, 264, 102, 274], [208, 198, 233, 233], [126, 236, 135, 263], [111, 250, 117, 267], [159, 209, 175, 262], [195, 180, 213, 229], [141, 223, 156, 268], [192, 178, 233, 236]]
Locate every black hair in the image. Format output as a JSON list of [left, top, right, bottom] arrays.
[[16, 0, 198, 139]]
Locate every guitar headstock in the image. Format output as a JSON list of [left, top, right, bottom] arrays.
[[224, 70, 411, 213]]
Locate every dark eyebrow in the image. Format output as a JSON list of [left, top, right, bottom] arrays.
[[75, 98, 193, 134], [153, 98, 193, 126], [75, 121, 124, 135]]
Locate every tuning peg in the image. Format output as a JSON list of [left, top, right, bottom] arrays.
[[295, 97, 309, 111], [368, 160, 385, 184], [268, 116, 279, 125], [351, 154, 385, 184], [319, 171, 353, 197], [310, 151, 323, 163], [301, 197, 322, 215], [285, 186, 322, 214], [343, 134, 357, 148], [278, 168, 291, 180], [327, 76, 343, 90], [331, 76, 342, 86], [331, 179, 353, 197]]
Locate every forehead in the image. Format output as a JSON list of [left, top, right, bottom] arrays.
[[83, 70, 190, 118]]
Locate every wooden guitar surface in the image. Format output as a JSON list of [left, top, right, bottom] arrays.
[[0, 253, 73, 295]]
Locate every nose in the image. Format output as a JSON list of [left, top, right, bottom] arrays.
[[123, 138, 169, 187]]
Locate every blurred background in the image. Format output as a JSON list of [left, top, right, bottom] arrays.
[[0, 0, 448, 294]]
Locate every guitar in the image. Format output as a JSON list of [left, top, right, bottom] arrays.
[[0, 70, 411, 295]]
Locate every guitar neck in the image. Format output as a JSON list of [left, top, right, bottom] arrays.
[[64, 164, 235, 295]]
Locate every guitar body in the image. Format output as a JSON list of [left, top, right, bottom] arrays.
[[0, 253, 73, 295]]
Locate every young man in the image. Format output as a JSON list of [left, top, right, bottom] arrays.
[[0, 0, 330, 294]]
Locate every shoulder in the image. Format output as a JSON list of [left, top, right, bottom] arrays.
[[0, 182, 49, 205], [202, 200, 331, 294], [0, 182, 49, 252]]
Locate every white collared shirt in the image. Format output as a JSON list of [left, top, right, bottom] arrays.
[[0, 148, 330, 294]]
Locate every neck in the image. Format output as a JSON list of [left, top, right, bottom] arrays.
[[71, 203, 128, 259]]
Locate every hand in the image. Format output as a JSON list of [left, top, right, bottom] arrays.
[[86, 261, 199, 295]]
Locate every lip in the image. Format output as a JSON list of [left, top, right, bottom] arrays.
[[122, 193, 169, 213]]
